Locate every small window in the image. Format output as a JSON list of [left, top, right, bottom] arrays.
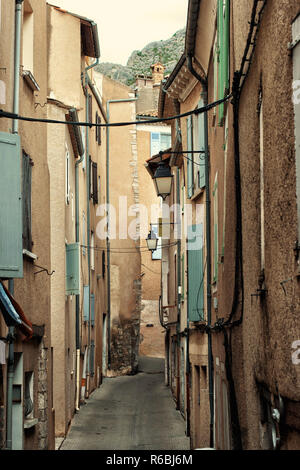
[[65, 148, 70, 205], [88, 95, 92, 124], [24, 371, 34, 420]]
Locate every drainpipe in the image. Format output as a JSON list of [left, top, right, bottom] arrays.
[[84, 58, 99, 399], [106, 97, 137, 371], [187, 55, 214, 449], [6, 0, 24, 450]]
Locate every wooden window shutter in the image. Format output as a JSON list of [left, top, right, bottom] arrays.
[[187, 224, 204, 322], [88, 94, 92, 123], [92, 162, 98, 204], [187, 116, 194, 198], [0, 132, 23, 278], [22, 151, 33, 252]]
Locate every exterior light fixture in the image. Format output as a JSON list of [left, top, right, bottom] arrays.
[[146, 228, 158, 252], [153, 161, 173, 200]]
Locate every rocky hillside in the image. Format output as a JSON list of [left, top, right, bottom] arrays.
[[96, 29, 185, 87]]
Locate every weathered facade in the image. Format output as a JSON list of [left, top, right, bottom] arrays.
[[0, 0, 53, 450], [47, 4, 106, 438], [155, 0, 300, 450]]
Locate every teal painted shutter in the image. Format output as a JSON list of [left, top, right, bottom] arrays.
[[0, 132, 23, 278], [83, 285, 89, 322], [198, 99, 206, 189], [91, 293, 95, 327], [66, 243, 80, 295], [187, 116, 193, 198], [187, 224, 204, 322], [181, 253, 185, 302]]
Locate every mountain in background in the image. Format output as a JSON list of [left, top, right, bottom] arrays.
[[96, 29, 185, 87]]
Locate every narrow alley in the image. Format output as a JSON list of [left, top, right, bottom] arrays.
[[59, 358, 190, 451]]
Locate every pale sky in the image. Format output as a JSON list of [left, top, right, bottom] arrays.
[[51, 0, 189, 65]]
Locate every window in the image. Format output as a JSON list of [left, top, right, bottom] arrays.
[[259, 96, 265, 270], [89, 158, 98, 204], [83, 285, 89, 323], [187, 224, 204, 322], [88, 94, 92, 124], [217, 0, 230, 126], [96, 112, 101, 145], [22, 151, 33, 252], [65, 243, 80, 295], [22, 1, 34, 74], [186, 104, 206, 198], [102, 251, 105, 278], [81, 127, 86, 171], [24, 371, 34, 420], [90, 295, 95, 328], [150, 132, 171, 156]]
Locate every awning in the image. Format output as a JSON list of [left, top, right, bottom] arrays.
[[0, 282, 33, 340]]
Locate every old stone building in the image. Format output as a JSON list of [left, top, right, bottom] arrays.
[[152, 0, 300, 450]]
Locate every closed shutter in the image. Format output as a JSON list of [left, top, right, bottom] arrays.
[[0, 132, 23, 278], [83, 285, 89, 322], [187, 224, 204, 322], [213, 176, 219, 283], [92, 162, 98, 204], [187, 116, 194, 198], [66, 243, 80, 295], [218, 0, 230, 126], [88, 94, 92, 123], [198, 98, 206, 189], [22, 151, 33, 252]]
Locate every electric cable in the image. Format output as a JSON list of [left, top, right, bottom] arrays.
[[0, 94, 232, 129]]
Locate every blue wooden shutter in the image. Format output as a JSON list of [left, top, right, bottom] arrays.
[[66, 243, 80, 295], [187, 224, 204, 322], [91, 293, 95, 327], [83, 285, 89, 322], [198, 99, 206, 189], [0, 132, 23, 278], [187, 116, 194, 198]]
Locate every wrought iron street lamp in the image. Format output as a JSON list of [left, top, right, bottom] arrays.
[[153, 161, 173, 200], [146, 228, 158, 252]]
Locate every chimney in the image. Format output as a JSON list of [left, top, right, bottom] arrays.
[[151, 62, 165, 85]]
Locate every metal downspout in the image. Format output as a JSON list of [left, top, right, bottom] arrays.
[[106, 97, 137, 371], [6, 0, 24, 450], [186, 55, 214, 449], [84, 58, 99, 398]]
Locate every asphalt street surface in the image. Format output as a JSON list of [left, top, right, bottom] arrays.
[[60, 357, 190, 450]]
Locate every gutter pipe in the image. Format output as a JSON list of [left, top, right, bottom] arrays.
[[6, 0, 24, 450], [186, 54, 214, 449], [106, 97, 137, 371]]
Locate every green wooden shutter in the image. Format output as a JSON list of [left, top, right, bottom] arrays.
[[91, 293, 95, 327], [198, 99, 206, 189], [187, 224, 204, 322], [0, 132, 23, 278], [187, 116, 194, 198], [83, 285, 89, 322], [66, 243, 80, 295]]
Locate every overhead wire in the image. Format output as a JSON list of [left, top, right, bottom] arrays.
[[0, 94, 232, 129]]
